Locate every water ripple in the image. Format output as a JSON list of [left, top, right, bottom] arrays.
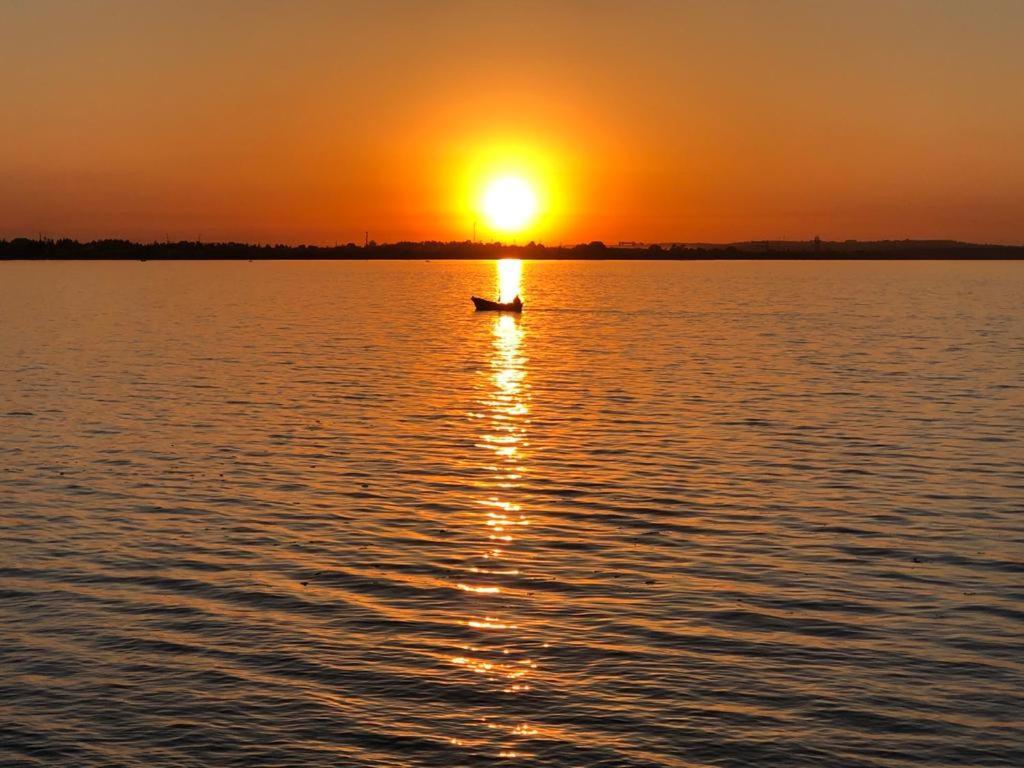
[[1, 259, 1022, 767]]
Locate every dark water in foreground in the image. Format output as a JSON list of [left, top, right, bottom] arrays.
[[1, 260, 1022, 767]]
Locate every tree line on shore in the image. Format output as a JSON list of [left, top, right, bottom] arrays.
[[2, 237, 1020, 260]]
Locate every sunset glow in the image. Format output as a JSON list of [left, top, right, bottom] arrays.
[[3, 4, 1022, 244]]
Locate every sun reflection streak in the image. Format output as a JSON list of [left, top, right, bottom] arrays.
[[457, 584, 502, 594], [497, 258, 522, 304], [446, 259, 543, 759]]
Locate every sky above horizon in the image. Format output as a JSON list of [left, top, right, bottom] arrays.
[[2, 0, 1023, 245]]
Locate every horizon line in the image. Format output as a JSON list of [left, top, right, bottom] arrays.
[[5, 235, 1024, 249]]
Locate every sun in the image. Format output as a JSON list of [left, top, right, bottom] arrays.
[[482, 176, 538, 235], [455, 139, 563, 240]]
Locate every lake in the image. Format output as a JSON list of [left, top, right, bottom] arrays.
[[1, 259, 1022, 767]]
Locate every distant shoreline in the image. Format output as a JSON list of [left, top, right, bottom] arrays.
[[2, 238, 1023, 261]]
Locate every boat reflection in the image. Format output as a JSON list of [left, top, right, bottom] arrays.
[[449, 260, 541, 757]]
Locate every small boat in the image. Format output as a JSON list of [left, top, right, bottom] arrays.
[[472, 295, 523, 312]]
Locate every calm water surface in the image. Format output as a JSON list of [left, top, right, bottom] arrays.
[[1, 260, 1022, 767]]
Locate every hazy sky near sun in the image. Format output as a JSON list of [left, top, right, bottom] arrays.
[[2, 0, 1022, 244]]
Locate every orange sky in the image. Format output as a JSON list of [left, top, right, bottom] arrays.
[[2, 1, 1022, 245]]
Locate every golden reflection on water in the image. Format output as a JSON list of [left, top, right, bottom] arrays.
[[497, 258, 522, 303], [450, 259, 540, 754]]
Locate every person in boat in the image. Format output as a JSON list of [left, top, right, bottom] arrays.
[[511, 294, 522, 310]]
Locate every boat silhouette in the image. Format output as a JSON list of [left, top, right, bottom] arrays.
[[472, 295, 523, 312]]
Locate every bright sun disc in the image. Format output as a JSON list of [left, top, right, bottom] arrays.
[[482, 177, 538, 234]]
